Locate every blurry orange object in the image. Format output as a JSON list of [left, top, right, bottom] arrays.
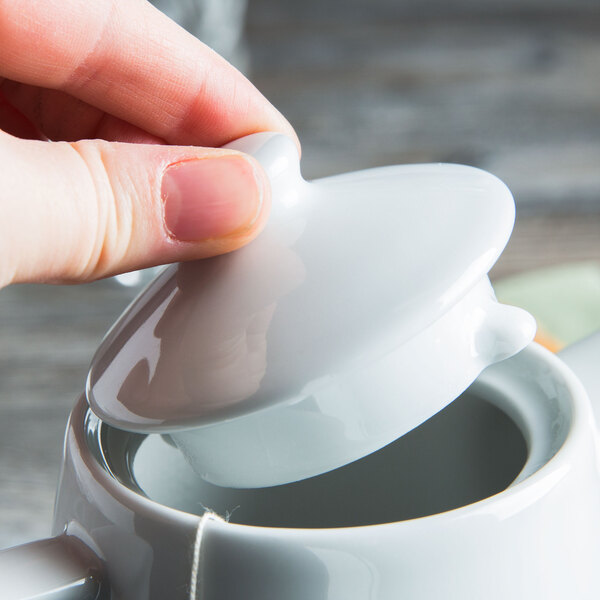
[[533, 329, 563, 353]]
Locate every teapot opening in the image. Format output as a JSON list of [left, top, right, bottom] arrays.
[[96, 389, 528, 529], [91, 344, 574, 530]]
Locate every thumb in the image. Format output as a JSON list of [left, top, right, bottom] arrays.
[[0, 131, 270, 287]]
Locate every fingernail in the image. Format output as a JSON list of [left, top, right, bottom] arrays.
[[161, 155, 266, 242]]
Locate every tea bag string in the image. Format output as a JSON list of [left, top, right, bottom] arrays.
[[189, 511, 223, 600]]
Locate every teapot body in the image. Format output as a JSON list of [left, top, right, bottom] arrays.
[[51, 342, 600, 600]]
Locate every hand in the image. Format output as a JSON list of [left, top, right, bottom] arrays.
[[0, 0, 298, 288]]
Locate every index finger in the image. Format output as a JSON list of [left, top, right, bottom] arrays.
[[0, 0, 298, 148]]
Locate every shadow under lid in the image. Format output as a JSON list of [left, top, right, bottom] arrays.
[[96, 390, 527, 529]]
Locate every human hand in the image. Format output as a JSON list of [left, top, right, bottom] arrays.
[[0, 0, 298, 288]]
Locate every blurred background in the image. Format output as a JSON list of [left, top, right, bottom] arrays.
[[1, 0, 599, 547]]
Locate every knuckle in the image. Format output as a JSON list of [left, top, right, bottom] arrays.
[[67, 139, 134, 279]]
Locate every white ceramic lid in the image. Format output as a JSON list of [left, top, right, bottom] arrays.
[[87, 133, 535, 487]]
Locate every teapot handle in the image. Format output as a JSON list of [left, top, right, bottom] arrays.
[[559, 331, 600, 426], [0, 534, 106, 600]]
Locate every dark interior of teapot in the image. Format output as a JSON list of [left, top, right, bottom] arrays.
[[96, 390, 527, 529]]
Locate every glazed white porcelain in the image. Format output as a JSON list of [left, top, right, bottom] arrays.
[[1, 134, 599, 600], [87, 133, 535, 487], [46, 340, 600, 600]]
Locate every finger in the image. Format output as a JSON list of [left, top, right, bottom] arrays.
[[0, 0, 299, 149], [1, 79, 164, 143], [0, 131, 271, 287]]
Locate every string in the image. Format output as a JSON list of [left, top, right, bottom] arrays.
[[189, 511, 223, 600]]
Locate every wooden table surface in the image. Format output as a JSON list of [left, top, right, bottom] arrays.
[[1, 1, 599, 548]]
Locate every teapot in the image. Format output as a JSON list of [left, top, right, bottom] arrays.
[[1, 133, 599, 600]]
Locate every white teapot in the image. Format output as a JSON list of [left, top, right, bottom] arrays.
[[1, 134, 599, 600]]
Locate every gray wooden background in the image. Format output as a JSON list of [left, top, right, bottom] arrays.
[[1, 0, 599, 548]]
